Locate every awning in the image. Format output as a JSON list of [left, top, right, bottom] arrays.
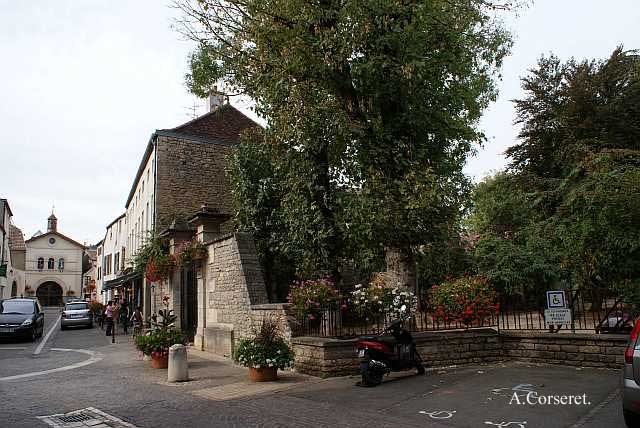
[[102, 271, 140, 291]]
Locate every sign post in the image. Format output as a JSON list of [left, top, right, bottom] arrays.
[[544, 290, 572, 333]]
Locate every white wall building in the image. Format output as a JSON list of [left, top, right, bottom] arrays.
[[24, 213, 85, 306], [0, 199, 14, 300], [96, 213, 127, 303]]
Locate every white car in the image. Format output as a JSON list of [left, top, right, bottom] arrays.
[[60, 301, 93, 330]]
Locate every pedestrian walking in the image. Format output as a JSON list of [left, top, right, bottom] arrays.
[[119, 301, 130, 335], [104, 301, 114, 336]]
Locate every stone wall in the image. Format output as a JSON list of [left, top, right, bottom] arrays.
[[293, 328, 502, 378], [198, 233, 291, 357], [155, 135, 235, 233], [501, 330, 627, 367], [292, 329, 627, 378]]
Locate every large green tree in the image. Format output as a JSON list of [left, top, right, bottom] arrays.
[[175, 0, 513, 283], [470, 48, 640, 305]]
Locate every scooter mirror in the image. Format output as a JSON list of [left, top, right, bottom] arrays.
[[400, 304, 407, 313]]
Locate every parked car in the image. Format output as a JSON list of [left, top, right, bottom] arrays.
[[622, 317, 640, 427], [61, 301, 93, 330], [0, 298, 45, 341]]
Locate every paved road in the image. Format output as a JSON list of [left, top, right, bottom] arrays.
[[0, 309, 628, 427]]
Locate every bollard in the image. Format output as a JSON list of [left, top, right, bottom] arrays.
[[168, 344, 189, 382]]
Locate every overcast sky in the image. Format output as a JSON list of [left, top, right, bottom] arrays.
[[1, 0, 639, 245]]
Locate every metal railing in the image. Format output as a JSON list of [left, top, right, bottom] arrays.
[[290, 288, 633, 338]]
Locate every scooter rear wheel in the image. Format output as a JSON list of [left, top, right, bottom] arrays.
[[361, 361, 383, 386]]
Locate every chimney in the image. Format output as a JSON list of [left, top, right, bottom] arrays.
[[208, 86, 227, 112]]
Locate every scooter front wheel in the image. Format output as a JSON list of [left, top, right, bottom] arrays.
[[360, 361, 383, 386]]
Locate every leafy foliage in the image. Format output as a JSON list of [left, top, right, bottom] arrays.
[[428, 275, 499, 325], [131, 232, 174, 283], [286, 277, 339, 321], [469, 48, 640, 305], [175, 0, 515, 283]]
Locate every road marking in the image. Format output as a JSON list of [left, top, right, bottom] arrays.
[[0, 348, 102, 381], [419, 410, 456, 419], [0, 347, 27, 350], [34, 313, 61, 355]]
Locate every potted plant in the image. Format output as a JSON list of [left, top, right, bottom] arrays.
[[233, 315, 294, 382], [135, 307, 186, 369]]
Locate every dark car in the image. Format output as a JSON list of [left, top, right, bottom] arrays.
[[0, 298, 45, 341]]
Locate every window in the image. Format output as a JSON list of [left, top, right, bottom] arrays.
[[58, 258, 64, 271], [98, 247, 102, 256], [37, 257, 44, 270], [105, 254, 112, 275], [114, 252, 120, 274], [142, 179, 145, 193], [97, 267, 101, 280], [48, 258, 55, 270], [121, 247, 126, 270]]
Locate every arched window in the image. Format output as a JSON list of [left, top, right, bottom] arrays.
[[58, 258, 65, 271], [37, 257, 44, 270], [48, 258, 55, 270]]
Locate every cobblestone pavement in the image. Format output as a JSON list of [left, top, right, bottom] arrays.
[[0, 308, 627, 427]]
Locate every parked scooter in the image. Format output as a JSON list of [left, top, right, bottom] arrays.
[[356, 305, 425, 386]]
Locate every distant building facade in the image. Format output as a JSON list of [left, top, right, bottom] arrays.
[[24, 212, 85, 306]]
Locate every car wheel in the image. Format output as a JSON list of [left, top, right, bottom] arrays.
[[88, 323, 93, 329], [624, 410, 640, 428], [61, 325, 66, 331], [30, 329, 37, 342]]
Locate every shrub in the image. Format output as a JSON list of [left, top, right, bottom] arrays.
[[348, 273, 418, 319], [428, 275, 499, 326], [287, 277, 339, 320]]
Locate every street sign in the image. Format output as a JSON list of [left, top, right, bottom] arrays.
[[546, 290, 566, 308], [544, 308, 572, 325]]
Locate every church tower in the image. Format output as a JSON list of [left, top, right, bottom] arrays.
[[47, 211, 57, 233]]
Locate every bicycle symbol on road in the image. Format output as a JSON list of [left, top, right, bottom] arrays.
[[484, 421, 527, 428], [418, 410, 456, 419]]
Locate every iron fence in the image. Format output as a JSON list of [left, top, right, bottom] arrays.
[[498, 287, 633, 333], [290, 288, 632, 338]]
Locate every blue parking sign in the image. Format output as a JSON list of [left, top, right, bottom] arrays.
[[546, 290, 566, 309]]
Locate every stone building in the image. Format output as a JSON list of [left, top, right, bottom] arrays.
[[24, 212, 85, 306], [8, 223, 26, 297], [102, 96, 260, 325]]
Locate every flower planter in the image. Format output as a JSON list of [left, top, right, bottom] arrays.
[[151, 353, 169, 369], [248, 367, 277, 382]]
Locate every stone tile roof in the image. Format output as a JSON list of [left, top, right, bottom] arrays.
[[8, 224, 26, 250], [162, 104, 260, 142]]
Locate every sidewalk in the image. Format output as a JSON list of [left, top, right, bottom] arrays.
[[110, 333, 319, 401]]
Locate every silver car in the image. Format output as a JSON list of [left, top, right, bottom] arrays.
[[622, 319, 640, 427], [60, 301, 93, 330]]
